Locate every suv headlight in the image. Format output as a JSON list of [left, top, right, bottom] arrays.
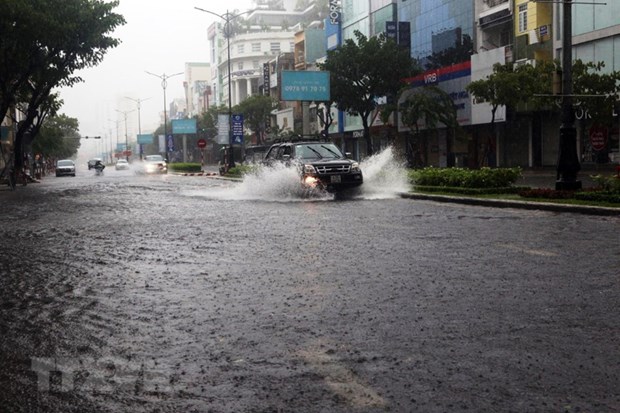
[[350, 161, 360, 172], [303, 164, 317, 174]]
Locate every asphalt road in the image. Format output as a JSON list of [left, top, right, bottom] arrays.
[[0, 166, 618, 412]]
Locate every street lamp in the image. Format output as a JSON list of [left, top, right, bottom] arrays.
[[145, 71, 184, 162], [125, 96, 150, 160], [194, 7, 255, 170], [555, 0, 582, 190], [115, 109, 135, 161]]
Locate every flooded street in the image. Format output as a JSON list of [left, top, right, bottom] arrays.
[[1, 158, 619, 412]]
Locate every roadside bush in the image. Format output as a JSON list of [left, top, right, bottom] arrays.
[[226, 164, 259, 177], [410, 167, 522, 188], [169, 162, 201, 173], [590, 174, 620, 193]]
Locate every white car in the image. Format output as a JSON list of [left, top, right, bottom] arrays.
[[141, 155, 167, 174], [115, 159, 129, 170], [56, 159, 76, 177]]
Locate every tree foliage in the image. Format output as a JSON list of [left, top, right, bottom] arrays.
[[319, 31, 419, 156], [33, 114, 81, 159], [0, 0, 125, 169], [399, 85, 459, 167], [466, 59, 620, 127], [233, 95, 276, 145]]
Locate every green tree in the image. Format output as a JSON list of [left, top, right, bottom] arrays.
[[319, 31, 418, 156], [233, 95, 276, 145], [571, 60, 620, 127], [33, 114, 81, 160], [399, 85, 459, 167], [0, 0, 125, 172]]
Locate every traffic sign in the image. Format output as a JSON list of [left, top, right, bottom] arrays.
[[232, 114, 244, 145], [589, 126, 607, 151], [197, 138, 207, 148]]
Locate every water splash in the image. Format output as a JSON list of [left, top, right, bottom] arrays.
[[357, 146, 409, 199], [184, 146, 408, 202]]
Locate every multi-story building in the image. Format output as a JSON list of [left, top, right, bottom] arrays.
[[183, 62, 211, 118], [397, 0, 475, 167], [207, 0, 322, 110]]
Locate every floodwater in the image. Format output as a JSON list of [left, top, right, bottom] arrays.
[[0, 149, 619, 412]]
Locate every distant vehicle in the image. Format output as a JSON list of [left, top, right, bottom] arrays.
[[115, 159, 129, 170], [263, 140, 363, 193], [87, 158, 102, 170], [140, 154, 167, 174], [56, 159, 76, 177]]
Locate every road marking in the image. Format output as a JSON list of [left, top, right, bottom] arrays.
[[499, 243, 559, 257], [298, 343, 386, 409]]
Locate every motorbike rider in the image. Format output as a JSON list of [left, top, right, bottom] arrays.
[[94, 160, 105, 173]]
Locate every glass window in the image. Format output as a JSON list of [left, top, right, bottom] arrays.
[[400, 0, 474, 69], [237, 44, 244, 54], [252, 42, 261, 52], [238, 62, 244, 70], [270, 42, 281, 52], [518, 4, 528, 33]]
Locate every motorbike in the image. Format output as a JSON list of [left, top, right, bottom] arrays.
[[94, 163, 105, 176]]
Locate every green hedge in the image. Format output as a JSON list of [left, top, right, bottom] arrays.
[[414, 185, 528, 195], [169, 162, 201, 173], [409, 167, 522, 189], [226, 164, 260, 177]]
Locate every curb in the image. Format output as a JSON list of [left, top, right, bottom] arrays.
[[400, 192, 620, 216], [177, 172, 220, 177]]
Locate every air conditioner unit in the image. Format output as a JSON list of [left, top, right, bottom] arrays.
[[528, 29, 539, 45]]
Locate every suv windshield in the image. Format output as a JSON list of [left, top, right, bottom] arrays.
[[145, 155, 164, 162], [295, 144, 343, 160], [57, 160, 74, 167]]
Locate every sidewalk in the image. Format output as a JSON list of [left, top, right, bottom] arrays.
[[516, 164, 619, 189]]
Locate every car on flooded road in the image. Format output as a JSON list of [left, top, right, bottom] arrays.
[[138, 154, 167, 174], [263, 140, 363, 193], [115, 159, 129, 170], [55, 159, 76, 177]]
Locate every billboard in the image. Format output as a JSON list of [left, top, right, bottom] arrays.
[[281, 71, 330, 102], [137, 134, 154, 145], [171, 119, 197, 134]]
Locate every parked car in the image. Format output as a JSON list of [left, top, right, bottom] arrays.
[[87, 158, 102, 170], [140, 155, 167, 174], [263, 140, 363, 193], [115, 159, 129, 170], [56, 159, 76, 177]]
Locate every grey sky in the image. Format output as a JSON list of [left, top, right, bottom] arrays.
[[58, 0, 253, 156]]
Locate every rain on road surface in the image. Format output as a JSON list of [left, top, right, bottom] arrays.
[[1, 153, 619, 412]]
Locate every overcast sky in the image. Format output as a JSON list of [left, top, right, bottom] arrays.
[[58, 0, 253, 154]]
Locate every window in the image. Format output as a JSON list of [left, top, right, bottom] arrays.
[[237, 62, 244, 71], [270, 42, 281, 52], [252, 43, 261, 52], [237, 44, 245, 54], [253, 60, 260, 69], [518, 4, 528, 33], [289, 42, 295, 52]]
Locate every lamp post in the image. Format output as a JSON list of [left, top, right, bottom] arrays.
[[555, 0, 582, 190], [108, 118, 121, 160], [146, 71, 184, 162], [115, 109, 135, 161], [125, 97, 150, 160], [195, 7, 255, 170]]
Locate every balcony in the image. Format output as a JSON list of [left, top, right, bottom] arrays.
[[479, 0, 512, 29]]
